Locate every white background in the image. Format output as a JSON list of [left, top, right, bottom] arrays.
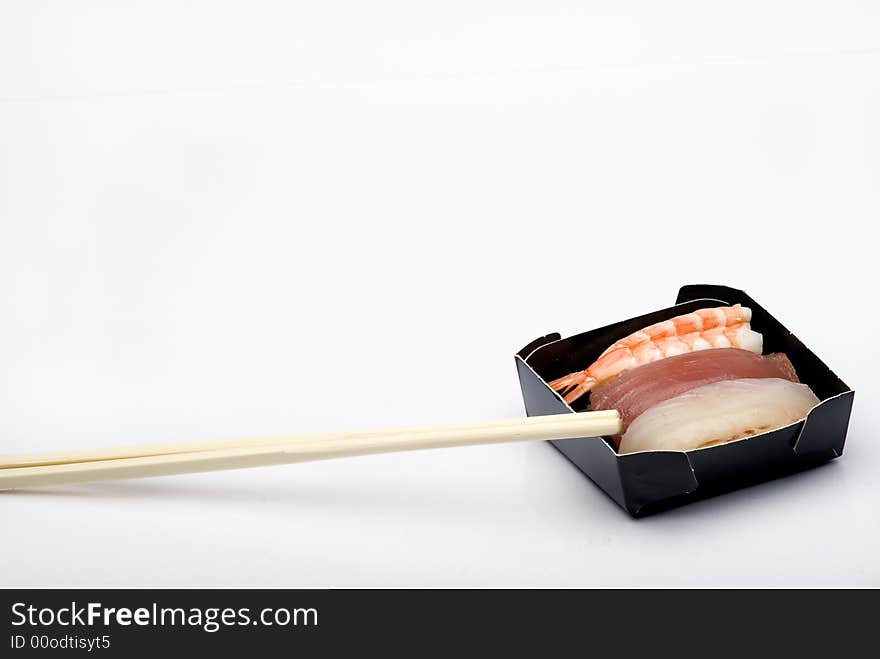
[[1, 1, 878, 587]]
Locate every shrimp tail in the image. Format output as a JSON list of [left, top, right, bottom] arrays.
[[547, 371, 597, 404]]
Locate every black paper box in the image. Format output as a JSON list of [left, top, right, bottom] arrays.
[[515, 284, 854, 517]]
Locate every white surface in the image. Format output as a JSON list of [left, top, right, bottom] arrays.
[[1, 1, 878, 587]]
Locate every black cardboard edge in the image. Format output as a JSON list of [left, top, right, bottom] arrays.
[[616, 450, 699, 516], [516, 333, 562, 360], [514, 356, 628, 510], [675, 283, 746, 306], [515, 354, 701, 516], [794, 391, 854, 457]]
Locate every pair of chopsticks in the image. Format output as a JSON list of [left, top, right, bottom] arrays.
[[0, 411, 621, 490]]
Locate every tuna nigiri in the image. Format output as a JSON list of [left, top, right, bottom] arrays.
[[590, 348, 800, 433], [618, 378, 820, 455]]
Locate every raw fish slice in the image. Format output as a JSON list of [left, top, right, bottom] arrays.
[[618, 378, 820, 455], [590, 348, 800, 432]]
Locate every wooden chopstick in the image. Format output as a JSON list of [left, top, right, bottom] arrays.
[[0, 411, 621, 490], [0, 410, 620, 470]]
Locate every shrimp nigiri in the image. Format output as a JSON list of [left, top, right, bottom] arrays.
[[548, 306, 762, 404]]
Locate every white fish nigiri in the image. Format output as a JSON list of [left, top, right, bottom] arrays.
[[618, 378, 820, 454]]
